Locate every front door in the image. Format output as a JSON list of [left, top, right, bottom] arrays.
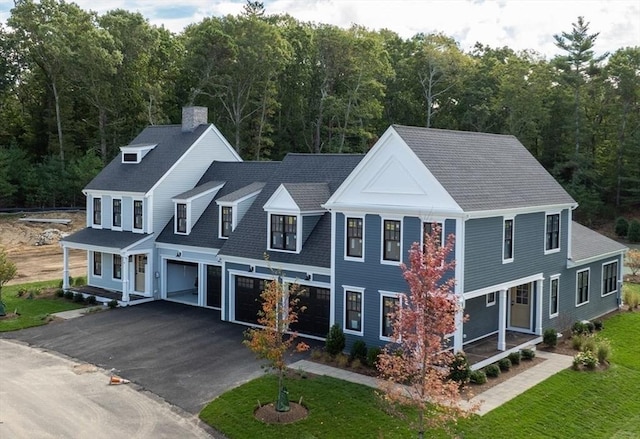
[[510, 283, 531, 329], [135, 254, 146, 292]]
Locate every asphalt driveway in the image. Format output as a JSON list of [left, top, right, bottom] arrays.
[[1, 302, 264, 414]]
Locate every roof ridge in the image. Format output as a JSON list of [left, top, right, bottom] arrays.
[[392, 124, 516, 139]]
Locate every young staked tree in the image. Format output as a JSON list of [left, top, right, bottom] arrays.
[[376, 226, 471, 437], [0, 247, 18, 316], [243, 275, 309, 412]]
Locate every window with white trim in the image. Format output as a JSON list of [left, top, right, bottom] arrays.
[[576, 269, 589, 306], [93, 252, 102, 277], [545, 213, 560, 252], [346, 217, 363, 258], [486, 291, 496, 306], [221, 206, 233, 238], [549, 276, 559, 317], [383, 219, 401, 262], [113, 254, 122, 280], [503, 218, 514, 262], [112, 199, 122, 228], [133, 200, 143, 230], [602, 261, 618, 296], [270, 214, 297, 251], [381, 294, 399, 339], [93, 197, 102, 226], [176, 203, 187, 233], [345, 290, 363, 332]]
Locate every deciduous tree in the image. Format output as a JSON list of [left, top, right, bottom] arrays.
[[0, 247, 17, 316]]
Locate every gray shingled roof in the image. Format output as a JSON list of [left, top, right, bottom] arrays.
[[62, 228, 151, 249], [392, 125, 576, 212], [570, 222, 627, 263], [282, 183, 330, 212], [85, 124, 209, 192], [174, 181, 224, 200], [219, 154, 364, 267], [217, 182, 266, 203]]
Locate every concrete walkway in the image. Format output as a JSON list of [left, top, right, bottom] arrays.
[[289, 349, 573, 416]]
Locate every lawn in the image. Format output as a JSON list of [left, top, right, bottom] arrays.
[[201, 309, 640, 439], [0, 280, 84, 332]]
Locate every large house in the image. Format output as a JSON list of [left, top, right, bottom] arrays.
[[61, 107, 627, 367]]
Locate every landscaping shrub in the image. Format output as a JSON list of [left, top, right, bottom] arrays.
[[74, 276, 86, 286], [448, 352, 471, 384], [582, 336, 597, 353], [572, 321, 590, 335], [543, 328, 558, 347], [16, 288, 27, 297], [86, 295, 97, 305], [508, 351, 521, 366], [498, 358, 512, 372], [484, 364, 501, 378], [572, 334, 587, 351], [350, 340, 368, 363], [573, 350, 598, 370], [593, 320, 603, 331], [73, 292, 85, 303], [310, 349, 324, 361], [107, 299, 118, 309], [628, 219, 640, 243], [64, 291, 74, 300], [626, 249, 640, 276], [58, 279, 63, 288], [623, 286, 640, 310], [55, 289, 64, 298], [350, 358, 363, 369], [614, 217, 629, 238], [325, 324, 346, 356], [336, 353, 349, 368], [469, 370, 487, 385], [596, 339, 611, 363], [367, 346, 382, 368], [521, 349, 536, 360]]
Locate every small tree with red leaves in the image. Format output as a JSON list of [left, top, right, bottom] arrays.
[[376, 225, 472, 437], [243, 276, 309, 412]]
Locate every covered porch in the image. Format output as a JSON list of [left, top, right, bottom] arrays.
[[68, 285, 153, 306], [464, 331, 542, 370]]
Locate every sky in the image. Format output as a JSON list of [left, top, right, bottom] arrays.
[[1, 0, 639, 59]]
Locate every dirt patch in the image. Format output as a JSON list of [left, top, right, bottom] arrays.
[[0, 211, 87, 285], [254, 402, 308, 424]]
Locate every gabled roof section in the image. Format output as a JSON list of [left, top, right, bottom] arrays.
[[283, 183, 330, 213], [392, 125, 576, 212], [173, 181, 225, 201], [85, 124, 210, 193], [217, 182, 265, 204], [570, 222, 627, 266]]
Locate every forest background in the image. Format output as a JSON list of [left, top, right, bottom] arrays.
[[0, 0, 638, 226]]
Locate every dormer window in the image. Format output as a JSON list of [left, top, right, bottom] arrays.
[[221, 206, 233, 238], [176, 203, 187, 233], [120, 143, 157, 164], [270, 214, 297, 251], [123, 153, 138, 162], [93, 197, 102, 226]]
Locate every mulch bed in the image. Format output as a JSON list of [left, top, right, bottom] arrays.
[[254, 402, 308, 424]]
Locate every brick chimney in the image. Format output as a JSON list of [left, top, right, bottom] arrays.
[[181, 106, 208, 132]]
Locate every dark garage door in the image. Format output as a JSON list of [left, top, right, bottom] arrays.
[[292, 286, 330, 338], [234, 276, 265, 324]]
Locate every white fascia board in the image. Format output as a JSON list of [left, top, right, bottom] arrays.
[[217, 189, 262, 207], [172, 183, 224, 203], [155, 242, 221, 255], [263, 184, 300, 213], [220, 254, 331, 276], [323, 203, 464, 218], [464, 272, 545, 300], [567, 249, 627, 269], [210, 123, 243, 162], [120, 143, 157, 153], [464, 203, 578, 220], [83, 189, 146, 198]]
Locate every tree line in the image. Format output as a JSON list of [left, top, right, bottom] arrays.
[[1, 1, 638, 224]]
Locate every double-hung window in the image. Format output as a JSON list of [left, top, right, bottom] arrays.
[[545, 213, 560, 252], [93, 198, 102, 226], [576, 269, 589, 306], [112, 199, 121, 228], [133, 200, 143, 230], [93, 252, 102, 277], [486, 291, 496, 306], [549, 276, 559, 317], [346, 217, 363, 258], [383, 219, 401, 262], [602, 261, 618, 296], [221, 206, 233, 238], [345, 290, 363, 332], [176, 203, 187, 233], [503, 218, 514, 262], [271, 214, 297, 251], [113, 254, 122, 280], [381, 294, 399, 339]]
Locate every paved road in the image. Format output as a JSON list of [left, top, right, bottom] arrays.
[[0, 340, 214, 439], [1, 302, 264, 414]]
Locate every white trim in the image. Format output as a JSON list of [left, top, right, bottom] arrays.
[[544, 211, 561, 255], [219, 205, 233, 239], [111, 197, 123, 231], [155, 242, 220, 255], [344, 215, 365, 262], [92, 196, 103, 229], [464, 203, 577, 220], [486, 291, 496, 307], [464, 273, 544, 300], [175, 201, 190, 235], [549, 274, 560, 318], [568, 249, 627, 268], [576, 267, 590, 307], [601, 259, 619, 297], [120, 143, 157, 164], [453, 218, 464, 353], [507, 283, 535, 332], [172, 183, 224, 203], [330, 211, 337, 327], [380, 216, 403, 265], [132, 198, 144, 233], [502, 216, 514, 264], [379, 291, 401, 341], [91, 251, 103, 278], [342, 286, 365, 335], [266, 212, 301, 254], [221, 255, 331, 277], [112, 254, 123, 281]]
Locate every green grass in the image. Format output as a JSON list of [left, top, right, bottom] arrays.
[[201, 308, 640, 439], [0, 280, 84, 332]]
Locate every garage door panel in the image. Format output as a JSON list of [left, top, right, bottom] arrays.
[[292, 286, 330, 338]]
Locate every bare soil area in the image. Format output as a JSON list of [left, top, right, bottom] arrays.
[[1, 211, 87, 285]]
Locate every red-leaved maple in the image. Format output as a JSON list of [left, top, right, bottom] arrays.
[[376, 225, 472, 437]]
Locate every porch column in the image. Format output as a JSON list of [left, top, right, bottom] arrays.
[[121, 253, 130, 302], [498, 289, 508, 351], [62, 246, 70, 289], [453, 295, 464, 352], [535, 280, 543, 335]]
